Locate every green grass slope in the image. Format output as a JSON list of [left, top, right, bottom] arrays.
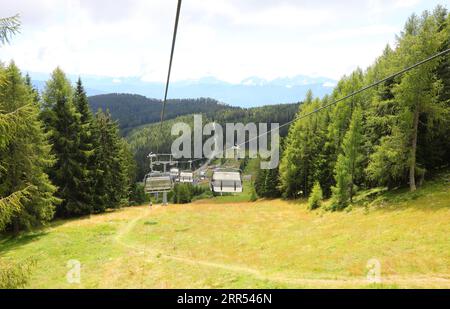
[[0, 177, 448, 288]]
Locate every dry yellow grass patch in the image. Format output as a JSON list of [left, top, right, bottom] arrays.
[[1, 182, 449, 288]]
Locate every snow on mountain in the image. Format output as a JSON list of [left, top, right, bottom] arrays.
[[29, 73, 337, 107]]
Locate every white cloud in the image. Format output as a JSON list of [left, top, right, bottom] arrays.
[[323, 82, 337, 88], [0, 0, 445, 83], [392, 0, 421, 9]]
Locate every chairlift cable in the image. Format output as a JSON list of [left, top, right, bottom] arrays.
[[142, 0, 182, 288], [159, 0, 182, 130], [191, 47, 450, 163]]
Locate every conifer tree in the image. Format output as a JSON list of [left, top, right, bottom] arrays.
[[279, 91, 329, 198], [367, 12, 446, 191], [42, 68, 91, 216], [395, 13, 442, 191], [0, 63, 58, 231], [308, 181, 323, 210], [330, 154, 351, 210], [0, 15, 20, 45], [117, 138, 136, 204], [72, 78, 96, 209], [331, 107, 364, 210], [419, 7, 450, 173], [254, 165, 267, 198], [90, 112, 109, 212], [263, 167, 281, 198], [91, 111, 133, 210], [24, 73, 39, 103], [342, 107, 364, 201]]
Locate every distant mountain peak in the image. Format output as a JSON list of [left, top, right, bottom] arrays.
[[29, 72, 336, 108], [240, 76, 268, 86]]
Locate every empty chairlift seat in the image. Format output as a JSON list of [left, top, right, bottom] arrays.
[[144, 172, 173, 193], [210, 169, 243, 193], [179, 171, 194, 183], [169, 167, 180, 182]]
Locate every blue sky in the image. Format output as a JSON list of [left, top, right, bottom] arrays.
[[0, 0, 447, 84]]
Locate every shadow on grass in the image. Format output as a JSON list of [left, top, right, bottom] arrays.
[[0, 230, 48, 257], [363, 180, 450, 213], [0, 213, 93, 257], [0, 205, 152, 258], [174, 227, 190, 232], [144, 221, 158, 226]]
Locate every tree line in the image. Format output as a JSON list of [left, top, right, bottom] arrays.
[[89, 94, 234, 135], [255, 7, 449, 209], [126, 103, 299, 180], [0, 18, 137, 232]]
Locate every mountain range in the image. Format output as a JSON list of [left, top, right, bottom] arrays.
[[29, 73, 336, 107]]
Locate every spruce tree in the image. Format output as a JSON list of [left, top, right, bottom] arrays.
[[254, 165, 267, 197], [279, 91, 330, 198], [90, 112, 108, 212], [24, 73, 39, 103], [118, 138, 136, 203], [91, 111, 132, 210], [263, 168, 281, 198], [42, 68, 91, 216], [73, 78, 96, 209]]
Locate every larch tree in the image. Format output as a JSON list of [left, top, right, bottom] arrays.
[[419, 7, 450, 173], [330, 107, 364, 210], [391, 12, 444, 191], [1, 15, 57, 232], [0, 15, 25, 230], [0, 14, 20, 45], [0, 63, 58, 232]]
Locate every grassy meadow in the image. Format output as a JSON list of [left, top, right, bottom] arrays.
[[0, 178, 449, 288]]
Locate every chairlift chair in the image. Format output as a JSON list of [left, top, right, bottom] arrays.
[[169, 167, 180, 182], [179, 171, 194, 183], [143, 171, 173, 193], [210, 168, 243, 193], [179, 160, 194, 184]]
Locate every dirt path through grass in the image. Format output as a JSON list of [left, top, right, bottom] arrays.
[[111, 203, 450, 288], [2, 183, 449, 288]]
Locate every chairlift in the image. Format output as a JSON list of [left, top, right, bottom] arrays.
[[143, 171, 173, 193], [169, 167, 180, 182], [179, 171, 194, 183], [179, 160, 194, 184], [210, 168, 243, 193]]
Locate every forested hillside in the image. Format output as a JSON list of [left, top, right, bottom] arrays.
[[127, 103, 299, 180], [88, 94, 236, 134], [89, 92, 300, 180], [0, 14, 138, 233], [260, 7, 450, 210], [0, 63, 138, 233]]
